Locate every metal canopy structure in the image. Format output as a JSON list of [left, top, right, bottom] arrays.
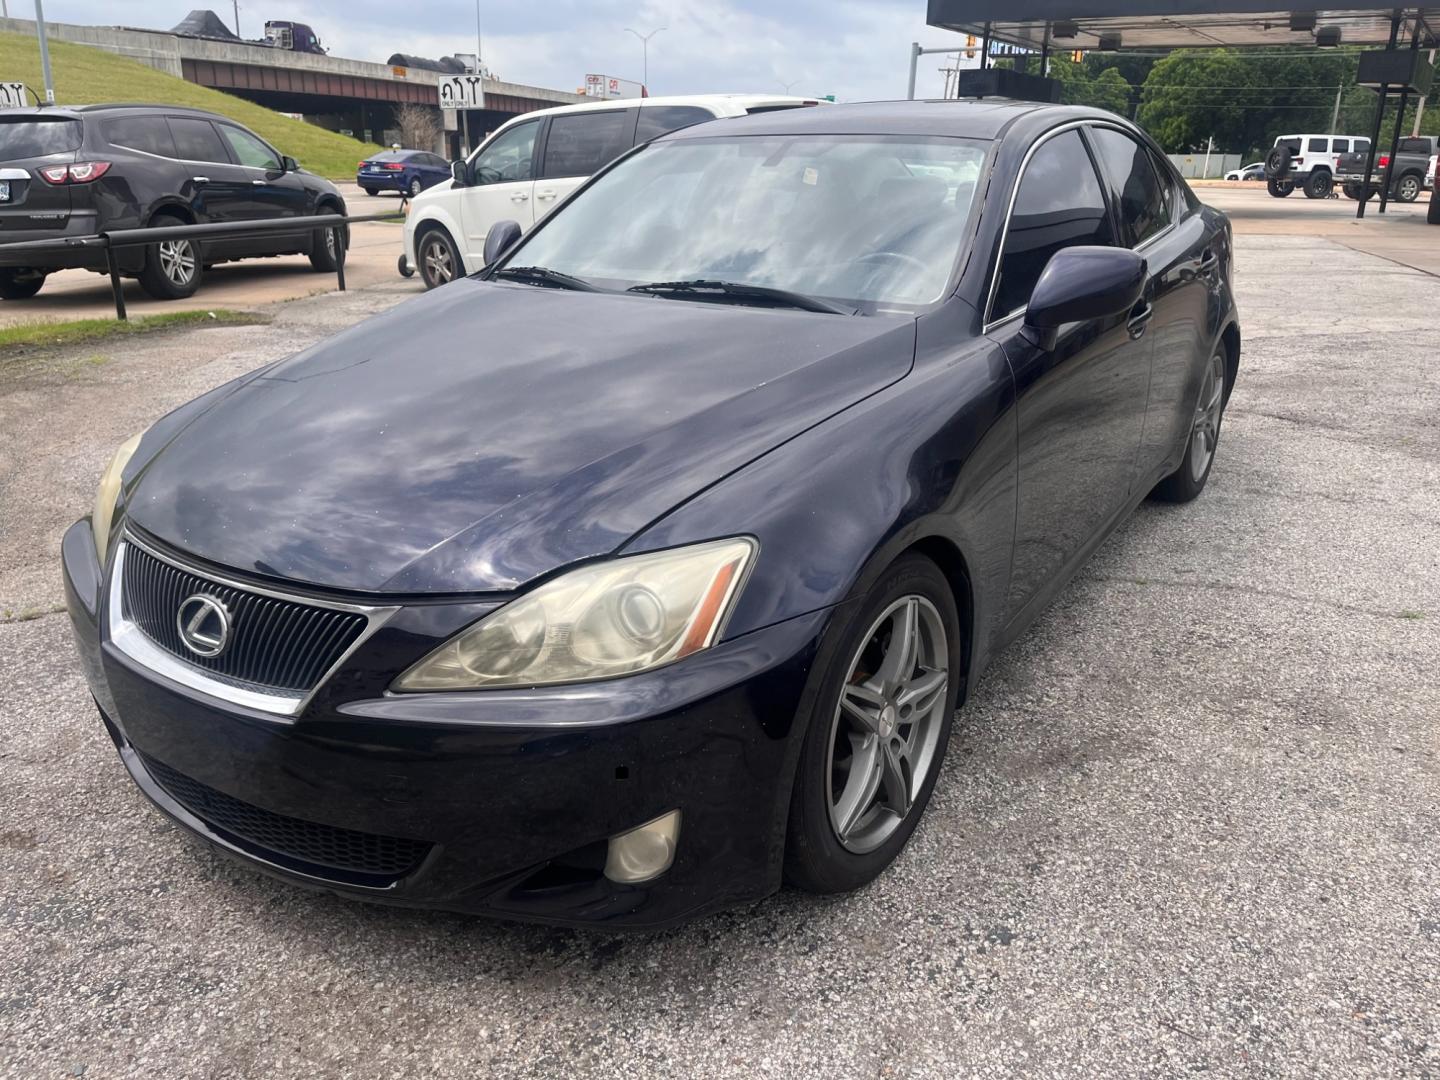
[[927, 0, 1440, 51]]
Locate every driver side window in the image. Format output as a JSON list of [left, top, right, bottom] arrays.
[[472, 120, 539, 185]]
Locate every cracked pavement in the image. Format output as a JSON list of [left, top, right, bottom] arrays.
[[1, 232, 1437, 1078]]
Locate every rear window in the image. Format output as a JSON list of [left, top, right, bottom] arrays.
[[104, 115, 176, 158], [1398, 137, 1430, 154], [1277, 137, 1302, 152], [0, 118, 82, 159], [540, 110, 632, 179], [635, 106, 714, 142]]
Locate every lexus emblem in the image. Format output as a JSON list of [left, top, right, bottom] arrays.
[[176, 594, 231, 658]]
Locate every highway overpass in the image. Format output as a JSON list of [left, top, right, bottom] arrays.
[[0, 16, 583, 153]]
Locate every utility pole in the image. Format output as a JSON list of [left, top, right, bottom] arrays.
[[232, 0, 240, 37], [625, 26, 664, 90], [1331, 83, 1343, 133], [33, 0, 55, 103]]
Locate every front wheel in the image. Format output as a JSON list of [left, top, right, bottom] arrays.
[[1267, 177, 1294, 198], [784, 554, 961, 894], [308, 221, 345, 272], [416, 227, 461, 289], [1395, 174, 1422, 203], [137, 224, 203, 300], [1151, 350, 1227, 503], [0, 268, 46, 299]]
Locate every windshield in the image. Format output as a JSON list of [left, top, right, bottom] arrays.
[[502, 134, 988, 312], [0, 118, 82, 159]]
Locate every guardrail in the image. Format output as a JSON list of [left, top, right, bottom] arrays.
[[0, 209, 406, 321]]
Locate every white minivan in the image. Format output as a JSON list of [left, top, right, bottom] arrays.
[[403, 94, 820, 288]]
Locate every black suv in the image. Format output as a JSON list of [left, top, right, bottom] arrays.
[[0, 104, 346, 301]]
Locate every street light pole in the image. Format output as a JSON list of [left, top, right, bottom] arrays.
[[232, 0, 240, 37], [624, 26, 665, 90], [33, 0, 55, 104]]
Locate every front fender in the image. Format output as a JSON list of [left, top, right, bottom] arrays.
[[622, 324, 1018, 682], [405, 203, 466, 273]]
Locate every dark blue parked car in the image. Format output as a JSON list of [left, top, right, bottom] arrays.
[[66, 101, 1239, 929], [356, 149, 451, 197]]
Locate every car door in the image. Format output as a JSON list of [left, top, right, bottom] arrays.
[[533, 108, 635, 219], [986, 127, 1153, 618], [1087, 124, 1218, 484], [215, 122, 311, 253], [458, 118, 542, 264], [165, 116, 254, 262]]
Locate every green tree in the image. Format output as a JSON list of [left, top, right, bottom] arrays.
[[1047, 55, 1132, 113]]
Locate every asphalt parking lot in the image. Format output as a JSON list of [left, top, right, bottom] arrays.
[[1, 214, 1437, 1075]]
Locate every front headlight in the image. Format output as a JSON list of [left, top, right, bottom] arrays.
[[394, 537, 756, 691], [92, 431, 144, 567]]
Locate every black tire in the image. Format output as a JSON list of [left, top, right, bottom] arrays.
[[784, 553, 962, 895], [397, 252, 415, 278], [415, 226, 462, 289], [362, 187, 378, 196], [1428, 184, 1440, 225], [0, 268, 46, 299], [407, 177, 423, 198], [1303, 170, 1332, 199], [1394, 173, 1422, 203], [308, 217, 346, 272], [1151, 349, 1228, 504], [1342, 182, 1364, 200], [1267, 177, 1294, 198], [137, 216, 203, 301]]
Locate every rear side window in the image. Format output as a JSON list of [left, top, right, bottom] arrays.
[[1088, 127, 1171, 247], [0, 118, 82, 159], [104, 115, 176, 158], [219, 125, 281, 171], [1398, 137, 1429, 154], [1332, 139, 1349, 153], [1353, 139, 1370, 155], [541, 111, 632, 179], [992, 129, 1112, 320], [635, 106, 715, 142], [1307, 137, 1328, 153], [168, 118, 230, 164]]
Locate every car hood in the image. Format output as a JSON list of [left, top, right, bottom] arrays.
[[128, 280, 915, 594]]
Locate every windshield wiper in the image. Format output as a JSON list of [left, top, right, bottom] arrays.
[[492, 265, 603, 292], [626, 279, 856, 315]]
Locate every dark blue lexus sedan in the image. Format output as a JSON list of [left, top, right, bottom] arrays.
[[64, 100, 1239, 929], [357, 148, 451, 197]]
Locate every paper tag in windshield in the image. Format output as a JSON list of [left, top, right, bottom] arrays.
[[802, 167, 818, 186]]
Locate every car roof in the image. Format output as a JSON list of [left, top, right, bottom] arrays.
[[659, 98, 1104, 142], [491, 92, 820, 128], [0, 103, 230, 120]]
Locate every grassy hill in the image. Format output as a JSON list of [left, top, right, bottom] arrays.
[[0, 32, 382, 177]]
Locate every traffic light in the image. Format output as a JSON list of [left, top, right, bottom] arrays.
[[1071, 49, 1084, 62], [966, 34, 976, 59]]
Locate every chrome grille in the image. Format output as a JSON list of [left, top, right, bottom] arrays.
[[120, 540, 369, 694]]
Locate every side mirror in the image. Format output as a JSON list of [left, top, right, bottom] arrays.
[[483, 219, 523, 266], [281, 155, 299, 172], [1023, 246, 1146, 349], [451, 160, 469, 187]]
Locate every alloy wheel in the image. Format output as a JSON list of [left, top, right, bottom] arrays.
[[409, 178, 422, 197], [422, 237, 454, 284], [826, 595, 949, 854], [159, 239, 196, 286], [1189, 352, 1226, 483], [1397, 176, 1420, 202], [325, 228, 338, 260]]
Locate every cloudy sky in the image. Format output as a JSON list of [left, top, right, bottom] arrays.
[[42, 0, 976, 101]]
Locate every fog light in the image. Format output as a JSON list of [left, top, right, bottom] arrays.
[[603, 810, 681, 884]]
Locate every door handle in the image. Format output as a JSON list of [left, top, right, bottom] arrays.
[[536, 189, 557, 201], [511, 192, 530, 202], [252, 179, 268, 186], [192, 176, 210, 185], [1126, 302, 1154, 340]]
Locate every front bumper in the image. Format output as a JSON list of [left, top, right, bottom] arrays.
[[62, 520, 833, 929]]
